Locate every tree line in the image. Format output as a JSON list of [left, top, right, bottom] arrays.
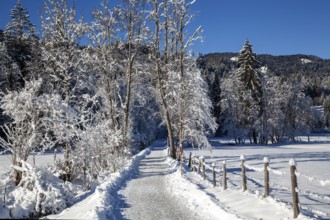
[[198, 41, 330, 144], [0, 0, 216, 185]]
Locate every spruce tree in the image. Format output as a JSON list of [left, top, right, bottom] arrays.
[[0, 30, 4, 42], [238, 40, 262, 104], [4, 0, 38, 85], [237, 40, 263, 143]]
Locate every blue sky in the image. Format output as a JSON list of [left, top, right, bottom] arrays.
[[0, 0, 329, 59]]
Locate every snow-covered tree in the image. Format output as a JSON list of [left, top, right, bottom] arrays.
[[89, 1, 129, 156], [173, 0, 203, 149], [41, 0, 87, 181], [148, 0, 210, 157], [115, 0, 150, 151], [236, 40, 263, 143], [148, 0, 177, 158], [323, 96, 330, 128], [280, 75, 313, 141], [262, 75, 313, 143], [89, 0, 157, 156], [220, 41, 263, 144], [0, 79, 44, 185], [41, 0, 86, 96], [0, 43, 21, 92], [89, 0, 121, 131], [4, 0, 39, 85], [220, 70, 248, 144], [180, 56, 217, 148]]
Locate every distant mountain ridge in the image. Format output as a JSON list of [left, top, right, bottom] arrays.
[[197, 53, 330, 102], [197, 52, 330, 78]]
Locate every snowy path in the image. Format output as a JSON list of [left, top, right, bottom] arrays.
[[45, 141, 230, 220], [118, 143, 203, 220]]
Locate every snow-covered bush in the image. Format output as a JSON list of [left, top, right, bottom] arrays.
[[2, 160, 84, 218], [0, 79, 46, 184]]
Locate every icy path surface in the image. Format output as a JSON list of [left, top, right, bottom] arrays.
[[118, 143, 204, 220]]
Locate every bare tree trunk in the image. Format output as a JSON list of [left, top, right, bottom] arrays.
[[64, 141, 71, 182], [163, 1, 169, 64], [123, 9, 134, 145], [13, 155, 22, 186], [107, 80, 117, 129], [178, 1, 185, 148]]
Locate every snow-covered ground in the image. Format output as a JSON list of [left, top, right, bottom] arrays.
[[46, 137, 329, 219], [0, 151, 64, 176], [1, 136, 329, 219], [183, 136, 330, 219]]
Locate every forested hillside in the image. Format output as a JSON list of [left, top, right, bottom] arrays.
[[198, 51, 330, 138]]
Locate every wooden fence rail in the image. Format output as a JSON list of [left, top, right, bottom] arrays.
[[187, 153, 329, 219]]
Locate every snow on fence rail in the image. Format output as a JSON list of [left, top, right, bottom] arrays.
[[295, 171, 330, 187], [186, 153, 330, 219]]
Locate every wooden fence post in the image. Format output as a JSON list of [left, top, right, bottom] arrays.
[[212, 163, 216, 187], [192, 155, 196, 172], [202, 156, 206, 180], [241, 155, 247, 192], [219, 165, 222, 186], [180, 150, 183, 176], [223, 161, 227, 190], [290, 159, 300, 218], [198, 156, 202, 174], [3, 186, 6, 207], [188, 152, 192, 169], [33, 154, 35, 166], [54, 149, 57, 164], [264, 157, 270, 197]]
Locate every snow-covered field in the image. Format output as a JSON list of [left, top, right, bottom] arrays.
[[0, 152, 64, 176], [183, 136, 330, 219], [1, 136, 329, 219]]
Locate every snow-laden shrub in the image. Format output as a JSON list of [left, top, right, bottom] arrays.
[[4, 160, 84, 218], [73, 121, 125, 180]]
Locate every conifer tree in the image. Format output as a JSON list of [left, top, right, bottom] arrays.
[[4, 0, 38, 86], [238, 40, 262, 103], [0, 30, 4, 42], [237, 40, 263, 143]]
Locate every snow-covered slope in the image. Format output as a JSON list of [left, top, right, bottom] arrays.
[[260, 66, 268, 74], [301, 58, 312, 64], [230, 56, 238, 62]]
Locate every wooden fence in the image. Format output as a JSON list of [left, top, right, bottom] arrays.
[[186, 153, 329, 219]]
